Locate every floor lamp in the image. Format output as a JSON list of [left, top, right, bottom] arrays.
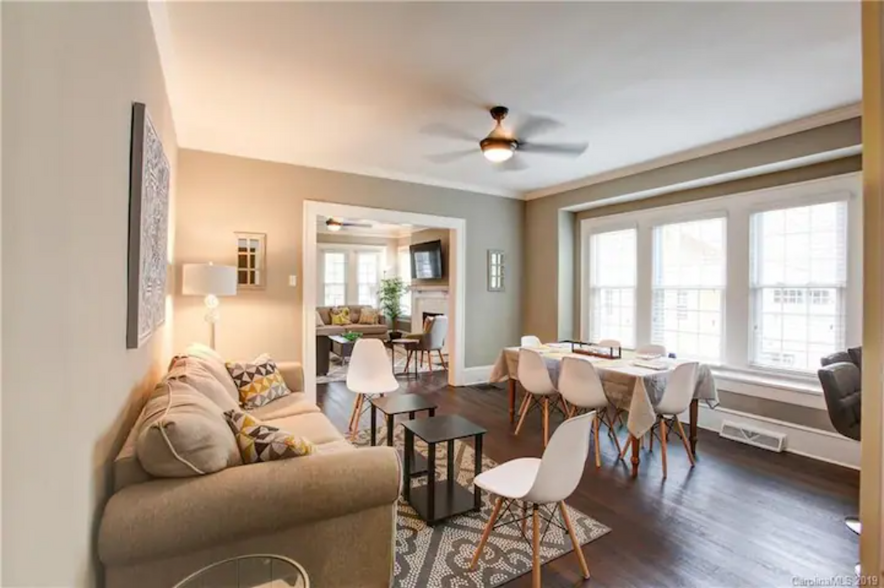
[[182, 263, 237, 349]]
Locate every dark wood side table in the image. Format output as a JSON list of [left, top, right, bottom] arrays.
[[370, 393, 437, 477], [401, 415, 487, 526], [328, 335, 355, 365]]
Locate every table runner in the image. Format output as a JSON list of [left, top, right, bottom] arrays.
[[489, 345, 718, 438]]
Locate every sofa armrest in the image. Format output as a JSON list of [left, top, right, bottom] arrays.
[[277, 360, 304, 392], [98, 446, 400, 568]]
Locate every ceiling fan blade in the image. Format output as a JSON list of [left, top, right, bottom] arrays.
[[342, 222, 373, 228], [493, 156, 529, 172], [426, 149, 477, 164], [515, 114, 563, 141], [420, 123, 480, 143], [519, 141, 588, 157]]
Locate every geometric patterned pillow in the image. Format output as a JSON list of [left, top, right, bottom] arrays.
[[225, 354, 291, 409], [223, 409, 315, 463]]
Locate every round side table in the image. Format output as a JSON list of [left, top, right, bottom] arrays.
[[173, 554, 309, 588]]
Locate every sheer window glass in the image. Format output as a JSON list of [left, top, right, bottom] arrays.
[[652, 217, 726, 361], [588, 229, 636, 348], [357, 252, 380, 306], [750, 201, 847, 371], [398, 246, 412, 316], [323, 252, 346, 306]]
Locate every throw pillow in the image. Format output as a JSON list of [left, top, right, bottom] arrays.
[[330, 307, 352, 326], [224, 409, 315, 463], [315, 310, 325, 326], [226, 354, 292, 409], [358, 307, 380, 325]]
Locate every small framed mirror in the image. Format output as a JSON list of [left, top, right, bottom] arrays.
[[487, 249, 504, 292], [236, 232, 266, 289]]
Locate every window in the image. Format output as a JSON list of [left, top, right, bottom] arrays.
[[398, 246, 412, 316], [750, 201, 847, 371], [236, 232, 265, 289], [488, 250, 505, 292], [588, 228, 637, 348], [322, 251, 346, 306], [652, 217, 726, 362], [356, 251, 380, 305]]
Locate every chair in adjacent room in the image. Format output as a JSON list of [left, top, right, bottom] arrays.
[[521, 335, 543, 348], [469, 413, 595, 588], [558, 356, 622, 467], [406, 315, 448, 372], [621, 362, 699, 478], [818, 348, 862, 569], [514, 348, 564, 447], [346, 338, 399, 438], [635, 343, 667, 357]]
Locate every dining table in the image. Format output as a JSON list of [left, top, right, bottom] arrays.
[[489, 343, 719, 477]]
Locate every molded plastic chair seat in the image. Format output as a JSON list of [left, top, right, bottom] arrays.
[[474, 458, 541, 499], [345, 338, 398, 438], [521, 335, 542, 348]]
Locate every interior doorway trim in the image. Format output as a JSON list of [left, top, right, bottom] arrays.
[[303, 201, 467, 402]]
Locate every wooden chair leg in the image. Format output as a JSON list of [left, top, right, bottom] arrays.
[[619, 434, 632, 460], [437, 349, 447, 369], [428, 350, 433, 372], [542, 398, 550, 448], [594, 413, 601, 468], [660, 418, 668, 479], [347, 395, 360, 434], [559, 396, 570, 417], [349, 395, 364, 437], [560, 501, 590, 580], [470, 497, 504, 570], [403, 350, 412, 373], [514, 394, 534, 436], [532, 505, 541, 588], [674, 418, 696, 466]]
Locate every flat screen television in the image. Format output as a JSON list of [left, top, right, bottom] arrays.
[[410, 239, 444, 280]]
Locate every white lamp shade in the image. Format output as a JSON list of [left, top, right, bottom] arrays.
[[182, 263, 238, 296]]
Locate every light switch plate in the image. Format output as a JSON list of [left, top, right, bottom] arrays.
[[288, 275, 298, 287]]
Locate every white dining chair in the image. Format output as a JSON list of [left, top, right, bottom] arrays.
[[521, 335, 543, 348], [635, 343, 667, 357], [470, 413, 595, 588], [597, 338, 621, 349], [345, 338, 399, 438], [515, 348, 563, 447], [558, 356, 622, 467], [622, 362, 698, 478]]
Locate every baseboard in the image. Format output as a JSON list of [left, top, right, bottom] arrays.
[[458, 365, 494, 386], [684, 405, 860, 470]]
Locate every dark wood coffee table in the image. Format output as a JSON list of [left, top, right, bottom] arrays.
[[370, 393, 437, 477], [328, 335, 356, 364], [401, 415, 487, 526]]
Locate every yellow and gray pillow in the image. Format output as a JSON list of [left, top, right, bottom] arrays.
[[358, 307, 380, 325], [226, 354, 291, 409], [224, 409, 314, 463], [330, 307, 352, 325]]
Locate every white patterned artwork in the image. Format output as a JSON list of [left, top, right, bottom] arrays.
[[127, 102, 170, 349]]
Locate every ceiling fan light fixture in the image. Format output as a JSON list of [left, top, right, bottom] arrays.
[[326, 218, 343, 232], [480, 137, 516, 163]]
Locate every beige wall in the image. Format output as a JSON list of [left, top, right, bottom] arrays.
[[174, 150, 523, 367], [2, 2, 177, 586]]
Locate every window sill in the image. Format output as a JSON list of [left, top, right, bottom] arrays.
[[710, 366, 825, 410]]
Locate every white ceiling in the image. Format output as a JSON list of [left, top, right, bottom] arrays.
[[159, 2, 861, 199]]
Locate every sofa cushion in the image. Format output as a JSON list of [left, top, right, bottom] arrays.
[[330, 307, 352, 326], [348, 324, 388, 336], [268, 412, 346, 446], [184, 343, 240, 404], [849, 346, 863, 370], [177, 356, 239, 412], [136, 371, 242, 478], [224, 409, 315, 463], [317, 325, 346, 337], [317, 307, 332, 325], [226, 354, 292, 409], [249, 392, 321, 420], [315, 310, 325, 326], [358, 307, 380, 325]]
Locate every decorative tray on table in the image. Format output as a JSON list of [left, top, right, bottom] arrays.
[[558, 339, 622, 360]]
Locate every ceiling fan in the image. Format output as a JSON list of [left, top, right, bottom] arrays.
[[325, 217, 372, 232], [424, 105, 589, 170]]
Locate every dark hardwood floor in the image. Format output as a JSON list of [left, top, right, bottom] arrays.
[[318, 373, 860, 588]]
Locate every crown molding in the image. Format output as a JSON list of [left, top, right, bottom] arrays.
[[524, 103, 862, 201]]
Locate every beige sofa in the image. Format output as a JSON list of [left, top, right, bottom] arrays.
[[316, 305, 389, 338], [98, 347, 400, 588]]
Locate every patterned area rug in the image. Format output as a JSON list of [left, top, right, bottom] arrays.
[[353, 426, 610, 588], [317, 346, 446, 384]]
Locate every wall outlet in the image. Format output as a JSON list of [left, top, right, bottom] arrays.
[[288, 275, 298, 287]]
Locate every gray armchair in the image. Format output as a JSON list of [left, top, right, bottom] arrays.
[[406, 315, 448, 371]]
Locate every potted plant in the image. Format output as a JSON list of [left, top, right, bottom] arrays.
[[379, 277, 408, 340]]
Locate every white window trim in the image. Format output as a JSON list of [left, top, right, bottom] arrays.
[[580, 172, 862, 400], [318, 243, 385, 306]]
